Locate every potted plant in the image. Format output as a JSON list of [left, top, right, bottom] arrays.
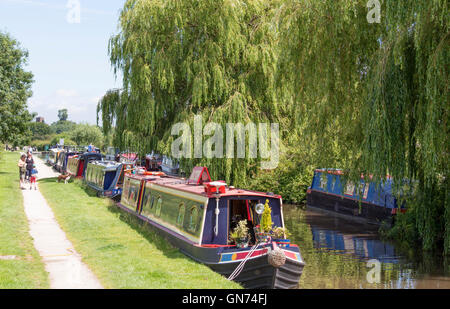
[[272, 227, 291, 247], [255, 199, 273, 243], [229, 219, 249, 248]]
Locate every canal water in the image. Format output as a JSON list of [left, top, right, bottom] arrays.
[[283, 205, 450, 289]]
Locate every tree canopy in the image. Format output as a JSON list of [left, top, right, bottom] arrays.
[[0, 32, 34, 145]]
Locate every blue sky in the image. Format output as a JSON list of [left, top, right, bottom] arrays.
[[0, 0, 125, 125]]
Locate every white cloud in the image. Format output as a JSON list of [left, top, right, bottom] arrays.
[[56, 89, 78, 97]]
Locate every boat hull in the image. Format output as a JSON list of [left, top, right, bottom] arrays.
[[307, 189, 393, 223]]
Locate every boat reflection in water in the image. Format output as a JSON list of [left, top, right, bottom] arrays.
[[283, 205, 450, 289], [308, 209, 399, 264]]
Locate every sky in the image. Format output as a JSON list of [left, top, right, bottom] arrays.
[[0, 0, 126, 125]]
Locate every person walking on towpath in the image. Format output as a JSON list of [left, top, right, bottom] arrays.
[[18, 154, 27, 190], [25, 151, 34, 182]]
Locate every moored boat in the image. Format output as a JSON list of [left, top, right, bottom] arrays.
[[306, 169, 406, 223], [55, 151, 81, 174], [145, 152, 162, 171], [66, 152, 103, 178], [117, 166, 305, 289], [160, 156, 179, 175], [47, 148, 60, 166], [84, 160, 133, 197]]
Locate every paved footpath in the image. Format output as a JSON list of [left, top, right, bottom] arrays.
[[22, 156, 103, 289]]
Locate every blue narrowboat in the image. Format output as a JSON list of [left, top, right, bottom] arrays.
[[84, 160, 134, 198], [116, 166, 305, 289], [307, 169, 406, 223]]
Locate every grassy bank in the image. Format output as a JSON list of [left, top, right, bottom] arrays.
[[0, 151, 49, 288], [38, 177, 241, 289]]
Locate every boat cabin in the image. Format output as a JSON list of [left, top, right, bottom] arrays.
[[67, 152, 103, 178], [85, 160, 133, 197], [160, 156, 180, 176]]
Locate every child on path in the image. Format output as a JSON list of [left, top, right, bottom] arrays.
[[29, 165, 38, 190]]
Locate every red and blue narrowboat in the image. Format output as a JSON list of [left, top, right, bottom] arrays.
[[84, 160, 134, 198], [117, 166, 305, 289], [66, 152, 103, 178], [306, 169, 406, 223]]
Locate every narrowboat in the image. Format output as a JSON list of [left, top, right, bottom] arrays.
[[67, 155, 82, 177], [160, 156, 180, 175], [306, 169, 406, 223], [84, 160, 134, 197], [119, 152, 138, 164], [117, 166, 305, 289], [47, 148, 60, 166], [66, 152, 103, 178], [105, 147, 120, 161], [145, 152, 162, 171], [55, 151, 81, 174]]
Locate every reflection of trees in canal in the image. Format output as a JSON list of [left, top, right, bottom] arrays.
[[284, 206, 415, 289]]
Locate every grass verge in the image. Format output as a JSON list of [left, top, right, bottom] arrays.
[[0, 151, 49, 288], [38, 177, 241, 289]]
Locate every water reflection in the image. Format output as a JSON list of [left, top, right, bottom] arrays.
[[283, 205, 450, 289]]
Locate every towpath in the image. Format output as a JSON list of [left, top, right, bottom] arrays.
[[21, 156, 103, 289]]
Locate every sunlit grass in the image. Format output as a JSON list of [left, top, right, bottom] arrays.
[[38, 177, 242, 289], [0, 151, 49, 289]]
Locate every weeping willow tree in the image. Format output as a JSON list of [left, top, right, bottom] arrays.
[[360, 1, 449, 254], [98, 0, 291, 186], [99, 0, 449, 253], [277, 0, 449, 254]]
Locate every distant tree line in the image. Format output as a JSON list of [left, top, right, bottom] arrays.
[[29, 109, 104, 150]]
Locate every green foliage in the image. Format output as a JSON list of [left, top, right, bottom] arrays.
[[50, 120, 77, 135], [70, 123, 104, 148], [29, 122, 52, 140], [260, 199, 273, 234], [57, 109, 68, 122], [50, 133, 76, 146], [99, 0, 286, 186], [30, 139, 52, 151], [0, 32, 34, 144], [229, 219, 249, 243]]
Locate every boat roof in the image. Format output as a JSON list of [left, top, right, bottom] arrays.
[[126, 173, 281, 199], [315, 168, 393, 180]]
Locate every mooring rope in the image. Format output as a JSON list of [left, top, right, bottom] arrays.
[[227, 241, 260, 281]]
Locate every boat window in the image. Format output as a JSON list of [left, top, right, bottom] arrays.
[[363, 183, 370, 199], [188, 206, 199, 232], [177, 203, 185, 226], [330, 176, 336, 191], [320, 174, 327, 190], [345, 182, 355, 195], [155, 196, 162, 217], [150, 195, 155, 209]]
